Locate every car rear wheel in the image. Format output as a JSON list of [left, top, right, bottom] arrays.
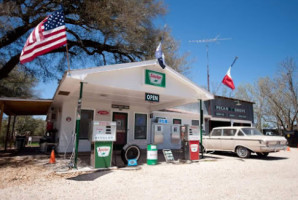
[[256, 152, 269, 158], [236, 146, 251, 158]]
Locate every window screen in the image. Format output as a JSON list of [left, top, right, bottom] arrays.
[[134, 113, 147, 139]]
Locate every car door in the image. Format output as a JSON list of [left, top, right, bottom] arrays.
[[221, 128, 237, 151], [205, 129, 222, 151]]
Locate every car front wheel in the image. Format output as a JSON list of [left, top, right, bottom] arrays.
[[236, 146, 251, 158]]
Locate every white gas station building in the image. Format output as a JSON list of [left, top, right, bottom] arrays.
[[48, 60, 214, 154]]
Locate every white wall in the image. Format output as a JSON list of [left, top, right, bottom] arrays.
[[56, 99, 151, 152], [57, 99, 76, 153]]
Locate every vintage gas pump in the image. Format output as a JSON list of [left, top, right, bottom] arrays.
[[181, 125, 200, 161], [153, 124, 164, 144], [89, 121, 116, 168]]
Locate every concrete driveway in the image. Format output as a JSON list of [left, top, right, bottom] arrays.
[[0, 148, 297, 200]]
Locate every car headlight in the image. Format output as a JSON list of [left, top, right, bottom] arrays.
[[280, 141, 287, 145]]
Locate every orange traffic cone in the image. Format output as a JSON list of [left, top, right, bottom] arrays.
[[49, 149, 56, 164], [287, 146, 291, 151]]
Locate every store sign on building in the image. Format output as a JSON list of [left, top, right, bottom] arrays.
[[145, 93, 159, 102], [145, 69, 166, 88], [209, 98, 254, 121], [214, 105, 248, 119]]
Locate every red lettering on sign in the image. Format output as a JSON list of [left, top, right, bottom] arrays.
[[150, 73, 162, 80], [97, 110, 109, 115]]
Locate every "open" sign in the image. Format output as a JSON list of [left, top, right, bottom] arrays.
[[145, 93, 159, 102]]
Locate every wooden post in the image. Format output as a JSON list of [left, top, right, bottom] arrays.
[[4, 115, 11, 151], [10, 115, 17, 149]]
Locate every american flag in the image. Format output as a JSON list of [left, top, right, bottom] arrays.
[[20, 10, 67, 64]]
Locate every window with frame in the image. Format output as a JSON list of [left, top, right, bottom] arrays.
[[79, 110, 94, 139], [173, 119, 181, 124], [134, 113, 147, 139], [192, 120, 200, 126], [223, 129, 237, 136], [211, 129, 222, 136], [237, 131, 245, 136]]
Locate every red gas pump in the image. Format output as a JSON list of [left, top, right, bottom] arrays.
[[183, 125, 200, 161]]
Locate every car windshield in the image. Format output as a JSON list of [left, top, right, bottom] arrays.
[[241, 128, 263, 136]]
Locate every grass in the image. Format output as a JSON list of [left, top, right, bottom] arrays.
[[26, 142, 40, 147]]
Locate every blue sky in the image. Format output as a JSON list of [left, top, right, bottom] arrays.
[[34, 0, 298, 98]]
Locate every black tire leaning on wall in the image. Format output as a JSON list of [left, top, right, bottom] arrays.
[[121, 144, 141, 164]]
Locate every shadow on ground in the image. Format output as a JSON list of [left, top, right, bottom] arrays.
[[206, 151, 289, 161], [67, 171, 111, 181]]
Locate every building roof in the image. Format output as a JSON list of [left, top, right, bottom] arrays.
[[0, 98, 53, 115], [214, 95, 255, 104], [52, 60, 214, 111]]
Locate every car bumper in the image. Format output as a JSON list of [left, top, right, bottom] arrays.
[[260, 145, 287, 152]]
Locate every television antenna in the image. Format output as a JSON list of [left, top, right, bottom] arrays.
[[189, 35, 231, 92]]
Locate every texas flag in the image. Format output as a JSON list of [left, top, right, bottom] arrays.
[[222, 66, 235, 90]]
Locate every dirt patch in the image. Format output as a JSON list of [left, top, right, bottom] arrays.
[[0, 150, 91, 189], [0, 155, 55, 189]]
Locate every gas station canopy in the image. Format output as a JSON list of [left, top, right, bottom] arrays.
[[0, 98, 53, 115], [52, 60, 214, 111]]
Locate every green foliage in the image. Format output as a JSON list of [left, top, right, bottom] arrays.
[[0, 66, 37, 97], [0, 116, 45, 148], [0, 0, 190, 81], [14, 116, 46, 136]]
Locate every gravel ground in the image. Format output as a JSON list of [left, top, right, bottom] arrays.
[[0, 148, 298, 200]]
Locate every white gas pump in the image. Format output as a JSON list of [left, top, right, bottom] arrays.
[[171, 125, 180, 144], [153, 124, 164, 144]]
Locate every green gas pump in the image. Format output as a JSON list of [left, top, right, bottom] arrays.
[[89, 121, 116, 168]]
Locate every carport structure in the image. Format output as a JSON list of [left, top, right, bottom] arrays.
[[0, 98, 53, 150]]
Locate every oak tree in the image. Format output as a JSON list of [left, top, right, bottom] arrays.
[[0, 0, 188, 80]]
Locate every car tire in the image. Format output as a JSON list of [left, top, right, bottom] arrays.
[[236, 146, 251, 158], [121, 144, 141, 164], [256, 152, 269, 158]]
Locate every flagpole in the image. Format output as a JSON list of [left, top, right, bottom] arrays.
[[230, 56, 238, 68], [66, 43, 71, 72], [74, 82, 84, 169]]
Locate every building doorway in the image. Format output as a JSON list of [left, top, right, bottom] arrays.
[[79, 110, 94, 139], [113, 112, 128, 149]]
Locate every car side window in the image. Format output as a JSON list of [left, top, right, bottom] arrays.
[[223, 129, 236, 136], [237, 131, 245, 136], [211, 129, 222, 136]]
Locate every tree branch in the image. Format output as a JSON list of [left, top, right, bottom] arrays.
[[0, 54, 20, 79]]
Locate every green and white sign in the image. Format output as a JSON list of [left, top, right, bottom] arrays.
[[94, 141, 113, 168], [145, 69, 166, 88]]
